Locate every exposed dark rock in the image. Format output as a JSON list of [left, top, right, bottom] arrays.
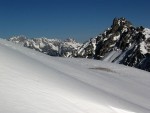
[[77, 17, 150, 72]]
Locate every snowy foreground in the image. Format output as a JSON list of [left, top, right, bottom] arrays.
[[0, 39, 150, 113]]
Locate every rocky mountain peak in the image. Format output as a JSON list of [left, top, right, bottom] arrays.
[[77, 17, 150, 72]]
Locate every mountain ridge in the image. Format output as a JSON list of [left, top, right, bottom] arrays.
[[8, 17, 150, 72], [8, 36, 81, 57]]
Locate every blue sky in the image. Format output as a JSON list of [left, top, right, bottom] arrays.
[[0, 0, 150, 42]]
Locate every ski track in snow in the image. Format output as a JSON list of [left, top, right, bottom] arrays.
[[0, 39, 150, 113]]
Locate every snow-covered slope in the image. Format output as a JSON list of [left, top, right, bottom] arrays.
[[0, 39, 150, 113]]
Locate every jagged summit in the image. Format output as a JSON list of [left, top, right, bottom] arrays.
[[77, 17, 150, 72], [111, 17, 132, 32]]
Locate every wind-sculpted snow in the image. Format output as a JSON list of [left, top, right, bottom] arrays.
[[0, 39, 150, 113]]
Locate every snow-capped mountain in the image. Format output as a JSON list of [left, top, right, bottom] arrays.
[[8, 18, 150, 72], [8, 36, 81, 57], [1, 39, 150, 113], [77, 17, 150, 72]]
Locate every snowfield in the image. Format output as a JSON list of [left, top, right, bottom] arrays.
[[0, 39, 150, 113]]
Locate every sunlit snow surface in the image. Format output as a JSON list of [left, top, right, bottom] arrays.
[[0, 39, 150, 113], [140, 28, 150, 54], [143, 28, 150, 39]]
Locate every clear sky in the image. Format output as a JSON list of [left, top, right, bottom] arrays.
[[0, 0, 150, 42]]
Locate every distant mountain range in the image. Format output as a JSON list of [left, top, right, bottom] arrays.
[[8, 36, 81, 57], [8, 17, 150, 72]]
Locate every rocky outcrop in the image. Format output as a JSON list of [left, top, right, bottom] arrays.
[[77, 18, 150, 72]]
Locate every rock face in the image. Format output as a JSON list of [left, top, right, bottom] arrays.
[[77, 17, 150, 72], [8, 36, 81, 57]]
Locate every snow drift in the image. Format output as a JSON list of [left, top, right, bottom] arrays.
[[0, 39, 150, 113]]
